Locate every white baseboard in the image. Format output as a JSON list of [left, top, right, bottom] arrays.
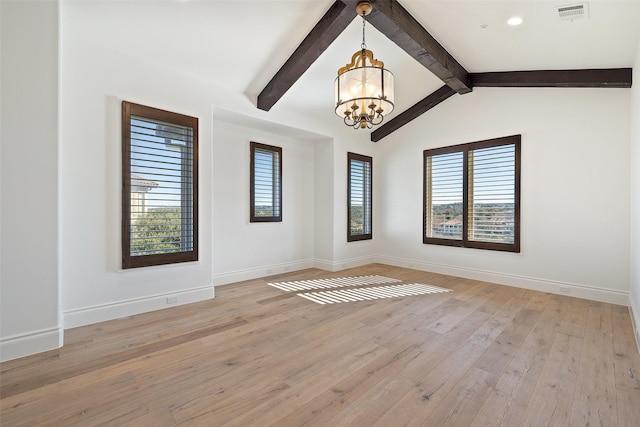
[[63, 285, 215, 329], [212, 259, 315, 286], [212, 257, 376, 285], [0, 326, 63, 362], [376, 255, 629, 306], [314, 255, 377, 272], [629, 294, 640, 356]]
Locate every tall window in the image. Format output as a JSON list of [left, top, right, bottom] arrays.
[[250, 142, 282, 222], [122, 101, 198, 269], [424, 135, 520, 252], [348, 152, 372, 241]]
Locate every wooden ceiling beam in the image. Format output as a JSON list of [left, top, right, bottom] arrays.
[[470, 68, 632, 88], [374, 68, 632, 141], [257, 1, 357, 111], [342, 0, 472, 94], [371, 85, 456, 142], [257, 1, 632, 140]]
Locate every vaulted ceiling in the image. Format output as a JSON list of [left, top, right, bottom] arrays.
[[258, 0, 633, 141], [68, 0, 640, 139]]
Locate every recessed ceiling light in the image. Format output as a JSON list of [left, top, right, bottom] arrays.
[[507, 16, 523, 26]]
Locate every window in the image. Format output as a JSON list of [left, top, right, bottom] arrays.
[[348, 152, 372, 241], [122, 101, 198, 268], [424, 135, 520, 252], [250, 142, 282, 222]]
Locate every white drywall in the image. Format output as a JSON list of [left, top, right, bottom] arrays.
[[328, 133, 378, 271], [58, 6, 220, 327], [59, 1, 336, 326], [374, 87, 631, 304], [630, 35, 640, 348], [0, 0, 62, 361], [210, 119, 317, 283]]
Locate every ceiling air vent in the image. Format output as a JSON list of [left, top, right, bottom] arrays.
[[556, 3, 588, 21]]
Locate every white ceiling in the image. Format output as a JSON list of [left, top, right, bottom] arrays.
[[67, 0, 640, 125]]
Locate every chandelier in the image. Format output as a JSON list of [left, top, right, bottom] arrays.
[[335, 1, 394, 130]]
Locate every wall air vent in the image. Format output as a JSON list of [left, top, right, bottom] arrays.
[[556, 3, 588, 21]]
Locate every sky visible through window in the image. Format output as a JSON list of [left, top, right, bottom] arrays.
[[430, 145, 515, 206], [471, 145, 515, 206], [426, 143, 515, 243], [129, 116, 193, 256], [348, 154, 372, 240], [254, 149, 276, 210], [350, 160, 365, 208], [130, 117, 187, 209], [251, 143, 281, 221]]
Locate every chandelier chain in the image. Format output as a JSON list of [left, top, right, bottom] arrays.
[[361, 13, 367, 51]]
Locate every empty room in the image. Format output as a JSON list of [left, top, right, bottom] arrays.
[[2, 0, 640, 425]]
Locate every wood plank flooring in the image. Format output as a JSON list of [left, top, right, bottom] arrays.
[[2, 264, 639, 426]]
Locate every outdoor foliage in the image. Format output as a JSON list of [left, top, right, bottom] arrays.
[[350, 205, 365, 234], [132, 207, 182, 254], [254, 205, 275, 217]]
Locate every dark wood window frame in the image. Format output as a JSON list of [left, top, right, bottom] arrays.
[[250, 142, 282, 223], [347, 152, 373, 242], [122, 101, 198, 269], [423, 134, 521, 253]]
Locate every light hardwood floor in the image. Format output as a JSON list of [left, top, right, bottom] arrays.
[[2, 264, 640, 426]]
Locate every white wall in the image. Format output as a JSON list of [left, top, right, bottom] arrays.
[[314, 138, 335, 265], [327, 131, 378, 270], [59, 1, 337, 327], [375, 87, 631, 304], [59, 6, 218, 327], [630, 37, 640, 348], [210, 119, 317, 283], [0, 0, 62, 361]]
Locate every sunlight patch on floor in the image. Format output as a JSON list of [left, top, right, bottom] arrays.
[[296, 283, 452, 304], [267, 275, 401, 292]]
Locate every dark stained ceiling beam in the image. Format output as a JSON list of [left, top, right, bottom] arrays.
[[374, 68, 632, 140], [342, 0, 472, 94], [371, 85, 456, 142], [257, 1, 632, 140], [257, 1, 357, 111], [471, 68, 632, 88]]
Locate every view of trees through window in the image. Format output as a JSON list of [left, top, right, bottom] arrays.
[[424, 135, 520, 252], [350, 205, 366, 235], [430, 202, 515, 243], [122, 101, 198, 268], [426, 150, 464, 240], [129, 117, 193, 256], [348, 152, 372, 241], [250, 142, 282, 222], [430, 203, 463, 239], [132, 208, 182, 253]]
